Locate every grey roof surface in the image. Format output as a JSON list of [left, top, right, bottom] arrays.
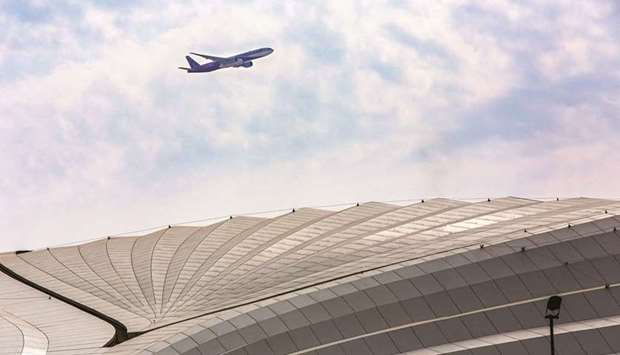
[[0, 268, 114, 354], [1, 197, 620, 354]]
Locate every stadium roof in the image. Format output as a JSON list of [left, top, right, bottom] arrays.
[[1, 197, 620, 354]]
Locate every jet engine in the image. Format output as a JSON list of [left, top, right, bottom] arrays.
[[241, 61, 253, 68]]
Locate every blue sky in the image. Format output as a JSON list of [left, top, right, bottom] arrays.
[[1, 0, 619, 251]]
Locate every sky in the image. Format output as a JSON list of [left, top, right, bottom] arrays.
[[1, 0, 619, 251]]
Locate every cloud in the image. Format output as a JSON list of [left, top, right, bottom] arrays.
[[0, 0, 619, 251]]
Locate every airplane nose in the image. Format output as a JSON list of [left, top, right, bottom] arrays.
[[267, 48, 274, 54]]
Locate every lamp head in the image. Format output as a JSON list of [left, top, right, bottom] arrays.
[[545, 295, 562, 319]]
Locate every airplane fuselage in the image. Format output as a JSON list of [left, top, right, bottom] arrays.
[[236, 47, 275, 61], [181, 47, 273, 73]]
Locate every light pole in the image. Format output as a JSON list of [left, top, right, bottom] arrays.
[[545, 295, 562, 355]]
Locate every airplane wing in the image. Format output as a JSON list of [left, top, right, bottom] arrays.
[[190, 52, 227, 61]]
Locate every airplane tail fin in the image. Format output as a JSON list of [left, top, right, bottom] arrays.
[[185, 56, 200, 69]]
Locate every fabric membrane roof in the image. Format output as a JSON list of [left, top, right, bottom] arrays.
[[1, 197, 620, 354]]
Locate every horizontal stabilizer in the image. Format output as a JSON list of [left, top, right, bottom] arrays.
[[190, 52, 226, 61], [178, 67, 190, 71]]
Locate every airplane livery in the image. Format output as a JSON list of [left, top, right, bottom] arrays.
[[178, 47, 274, 73]]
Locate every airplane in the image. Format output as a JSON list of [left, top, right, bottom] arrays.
[[178, 47, 274, 73]]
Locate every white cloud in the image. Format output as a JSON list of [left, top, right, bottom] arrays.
[[0, 0, 619, 251]]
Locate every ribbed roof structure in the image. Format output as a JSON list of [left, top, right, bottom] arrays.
[[1, 197, 620, 354], [0, 257, 114, 354]]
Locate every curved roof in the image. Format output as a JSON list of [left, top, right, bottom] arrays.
[[1, 197, 620, 354], [0, 266, 114, 354]]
